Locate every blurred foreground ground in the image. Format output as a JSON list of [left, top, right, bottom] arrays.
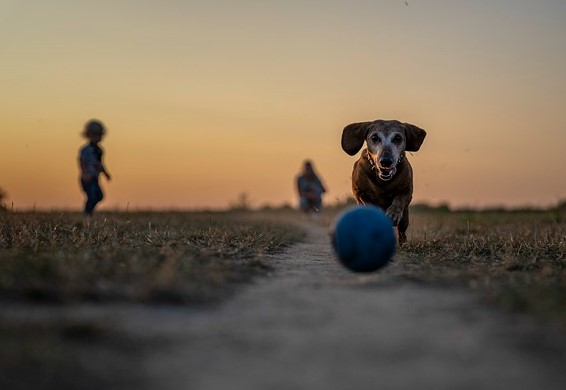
[[1, 215, 565, 390]]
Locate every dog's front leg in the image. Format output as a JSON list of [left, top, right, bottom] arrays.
[[352, 187, 368, 205], [386, 193, 412, 226]]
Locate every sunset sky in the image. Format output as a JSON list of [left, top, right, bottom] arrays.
[[1, 0, 565, 210]]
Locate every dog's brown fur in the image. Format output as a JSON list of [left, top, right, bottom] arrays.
[[341, 119, 426, 244]]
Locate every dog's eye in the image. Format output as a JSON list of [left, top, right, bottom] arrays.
[[370, 134, 381, 143], [392, 135, 403, 144]]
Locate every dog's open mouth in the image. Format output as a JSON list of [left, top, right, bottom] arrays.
[[378, 166, 397, 180], [367, 152, 402, 181]]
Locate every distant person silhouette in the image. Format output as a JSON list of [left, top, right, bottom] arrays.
[[79, 119, 111, 216], [296, 160, 326, 214]]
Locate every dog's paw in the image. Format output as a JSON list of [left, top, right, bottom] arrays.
[[385, 206, 403, 226]]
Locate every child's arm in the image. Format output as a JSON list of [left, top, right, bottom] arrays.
[[99, 162, 111, 181]]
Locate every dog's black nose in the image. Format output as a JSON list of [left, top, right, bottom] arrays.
[[380, 157, 394, 168]]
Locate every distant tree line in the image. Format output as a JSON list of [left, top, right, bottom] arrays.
[[410, 200, 566, 214]]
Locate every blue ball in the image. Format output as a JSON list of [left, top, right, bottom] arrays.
[[331, 205, 396, 272]]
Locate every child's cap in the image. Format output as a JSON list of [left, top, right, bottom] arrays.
[[83, 119, 106, 137]]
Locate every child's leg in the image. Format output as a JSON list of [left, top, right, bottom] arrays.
[[95, 182, 104, 205], [82, 179, 104, 216], [299, 197, 310, 213], [312, 196, 322, 213]]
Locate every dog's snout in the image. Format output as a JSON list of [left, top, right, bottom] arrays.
[[380, 156, 394, 168]]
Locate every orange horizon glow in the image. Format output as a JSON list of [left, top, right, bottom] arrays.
[[1, 1, 565, 211]]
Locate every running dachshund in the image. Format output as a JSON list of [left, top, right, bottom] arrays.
[[341, 119, 426, 244]]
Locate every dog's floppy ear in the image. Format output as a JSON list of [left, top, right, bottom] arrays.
[[341, 122, 371, 156], [403, 123, 427, 152]]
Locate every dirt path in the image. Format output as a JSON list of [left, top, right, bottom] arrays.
[[3, 221, 566, 390], [126, 221, 565, 390]]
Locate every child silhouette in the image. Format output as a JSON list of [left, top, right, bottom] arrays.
[[296, 160, 326, 214], [78, 119, 111, 216]]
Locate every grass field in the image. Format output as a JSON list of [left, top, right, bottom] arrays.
[[0, 211, 304, 304], [0, 210, 306, 389], [400, 208, 566, 325], [0, 208, 564, 388], [0, 207, 564, 325]]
